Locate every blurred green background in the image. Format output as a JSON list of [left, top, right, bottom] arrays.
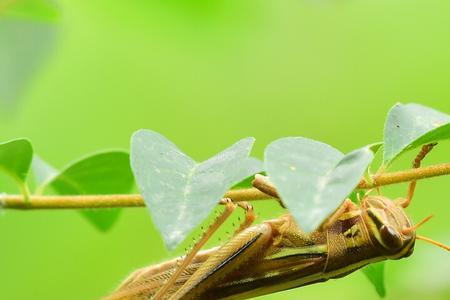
[[1, 0, 450, 299]]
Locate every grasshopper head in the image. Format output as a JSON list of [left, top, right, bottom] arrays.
[[362, 195, 415, 259]]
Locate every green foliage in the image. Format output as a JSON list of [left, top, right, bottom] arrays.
[[130, 129, 262, 250], [362, 262, 386, 298], [34, 151, 134, 231], [0, 102, 449, 298], [264, 137, 375, 232], [383, 103, 450, 165], [0, 138, 33, 198]]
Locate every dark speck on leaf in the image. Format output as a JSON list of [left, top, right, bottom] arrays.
[[396, 125, 400, 128]]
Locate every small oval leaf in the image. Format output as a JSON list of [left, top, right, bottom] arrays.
[[383, 103, 450, 165], [264, 137, 374, 232], [0, 138, 33, 196], [38, 151, 134, 231], [131, 129, 261, 250]]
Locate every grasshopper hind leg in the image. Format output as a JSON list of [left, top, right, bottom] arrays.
[[153, 198, 257, 300], [398, 143, 437, 208], [234, 201, 256, 234], [104, 199, 258, 300], [169, 222, 274, 300]]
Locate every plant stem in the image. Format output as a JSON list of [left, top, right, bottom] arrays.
[[357, 162, 450, 189], [1, 162, 450, 210], [0, 189, 272, 210]]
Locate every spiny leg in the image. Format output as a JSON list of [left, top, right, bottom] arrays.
[[234, 201, 256, 234], [153, 198, 257, 299], [153, 198, 237, 300], [399, 143, 437, 208]]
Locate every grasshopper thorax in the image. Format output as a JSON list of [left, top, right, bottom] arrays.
[[361, 195, 415, 259]]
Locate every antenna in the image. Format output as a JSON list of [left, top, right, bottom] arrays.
[[416, 235, 450, 252], [401, 215, 434, 234], [401, 214, 450, 252]]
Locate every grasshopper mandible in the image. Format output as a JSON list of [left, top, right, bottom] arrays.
[[104, 143, 450, 300]]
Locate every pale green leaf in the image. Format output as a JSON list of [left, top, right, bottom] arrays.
[[383, 103, 450, 165], [0, 17, 57, 107], [362, 262, 386, 298], [131, 129, 261, 250], [264, 137, 374, 232]]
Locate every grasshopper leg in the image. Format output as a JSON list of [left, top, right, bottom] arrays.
[[234, 201, 256, 234], [154, 198, 257, 299], [252, 174, 285, 208], [317, 199, 358, 231], [168, 222, 274, 300], [398, 143, 437, 208], [153, 198, 238, 299]]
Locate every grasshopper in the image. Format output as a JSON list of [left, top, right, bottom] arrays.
[[104, 144, 450, 300]]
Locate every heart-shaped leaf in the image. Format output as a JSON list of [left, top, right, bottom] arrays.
[[383, 103, 450, 165], [131, 129, 262, 250], [362, 262, 386, 297], [264, 137, 374, 232], [35, 151, 134, 231], [0, 138, 33, 198]]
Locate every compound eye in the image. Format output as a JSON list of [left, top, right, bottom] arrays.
[[380, 224, 403, 250]]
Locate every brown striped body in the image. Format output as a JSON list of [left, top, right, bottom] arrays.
[[104, 195, 416, 300]]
